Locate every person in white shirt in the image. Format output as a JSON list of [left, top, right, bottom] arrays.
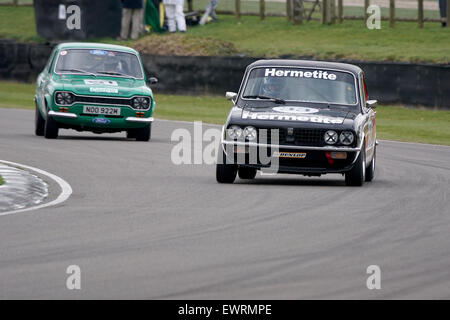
[[163, 0, 186, 32]]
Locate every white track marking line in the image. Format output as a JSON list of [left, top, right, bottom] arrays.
[[379, 139, 450, 148], [155, 118, 221, 128], [0, 160, 72, 217]]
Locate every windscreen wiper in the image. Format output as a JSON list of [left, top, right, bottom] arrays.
[[58, 68, 97, 77], [242, 95, 286, 104], [96, 71, 135, 79]]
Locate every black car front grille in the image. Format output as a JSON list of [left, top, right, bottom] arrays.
[[294, 128, 327, 145], [257, 128, 326, 146]]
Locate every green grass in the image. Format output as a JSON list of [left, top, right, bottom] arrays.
[[185, 15, 450, 63], [0, 175, 4, 186], [0, 6, 449, 63], [1, 81, 449, 145], [0, 6, 42, 42]]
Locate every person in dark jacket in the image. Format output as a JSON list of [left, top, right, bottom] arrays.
[[439, 0, 447, 27], [119, 0, 143, 40]]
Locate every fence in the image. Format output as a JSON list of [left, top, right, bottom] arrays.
[[0, 0, 32, 6], [1, 0, 448, 27], [189, 0, 450, 27]]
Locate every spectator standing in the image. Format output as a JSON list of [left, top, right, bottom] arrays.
[[163, 0, 186, 33], [438, 0, 447, 27], [119, 0, 144, 40], [200, 0, 220, 25]]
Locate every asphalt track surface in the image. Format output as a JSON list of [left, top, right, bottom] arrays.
[[0, 108, 449, 299]]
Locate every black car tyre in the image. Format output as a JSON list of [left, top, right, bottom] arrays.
[[216, 150, 237, 183], [238, 167, 257, 179], [345, 144, 365, 186], [35, 105, 45, 136], [365, 146, 376, 182], [44, 115, 59, 139], [135, 124, 151, 141]]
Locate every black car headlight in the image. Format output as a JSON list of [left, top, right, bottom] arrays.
[[132, 97, 150, 110], [243, 126, 257, 141], [55, 92, 74, 105], [339, 131, 355, 145], [324, 130, 338, 145], [227, 125, 243, 140]]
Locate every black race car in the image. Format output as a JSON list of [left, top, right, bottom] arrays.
[[216, 59, 377, 186]]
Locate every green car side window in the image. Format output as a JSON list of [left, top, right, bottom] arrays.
[[46, 49, 58, 73]]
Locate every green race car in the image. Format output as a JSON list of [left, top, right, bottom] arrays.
[[34, 42, 157, 141]]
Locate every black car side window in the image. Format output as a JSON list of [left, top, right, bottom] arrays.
[[360, 74, 369, 113]]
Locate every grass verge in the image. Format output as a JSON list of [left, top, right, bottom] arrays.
[[0, 6, 449, 63], [0, 81, 449, 145]]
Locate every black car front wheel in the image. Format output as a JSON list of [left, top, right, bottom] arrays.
[[44, 115, 59, 139], [35, 106, 45, 136], [365, 146, 376, 182], [238, 167, 257, 180], [345, 145, 366, 186], [216, 150, 237, 183], [135, 124, 151, 141]]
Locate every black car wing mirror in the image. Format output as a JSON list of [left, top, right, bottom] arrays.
[[366, 99, 377, 108], [225, 91, 237, 102]]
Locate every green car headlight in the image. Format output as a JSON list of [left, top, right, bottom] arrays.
[[132, 97, 150, 110], [55, 92, 74, 105]]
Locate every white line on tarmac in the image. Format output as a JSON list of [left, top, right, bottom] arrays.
[[0, 160, 73, 217]]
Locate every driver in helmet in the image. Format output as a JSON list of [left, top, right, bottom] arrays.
[[260, 77, 284, 98], [104, 56, 126, 74]]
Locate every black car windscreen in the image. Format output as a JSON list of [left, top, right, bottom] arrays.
[[242, 67, 358, 105]]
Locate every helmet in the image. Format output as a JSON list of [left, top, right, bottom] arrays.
[[261, 77, 283, 97], [104, 58, 119, 72]]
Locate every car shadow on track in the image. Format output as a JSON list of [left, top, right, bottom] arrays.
[[234, 176, 346, 187], [57, 136, 129, 141], [56, 136, 168, 143]]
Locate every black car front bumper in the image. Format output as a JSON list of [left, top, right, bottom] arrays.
[[221, 140, 362, 174]]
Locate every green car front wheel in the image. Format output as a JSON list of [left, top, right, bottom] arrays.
[[44, 116, 59, 139], [35, 106, 45, 136], [135, 124, 152, 142]]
